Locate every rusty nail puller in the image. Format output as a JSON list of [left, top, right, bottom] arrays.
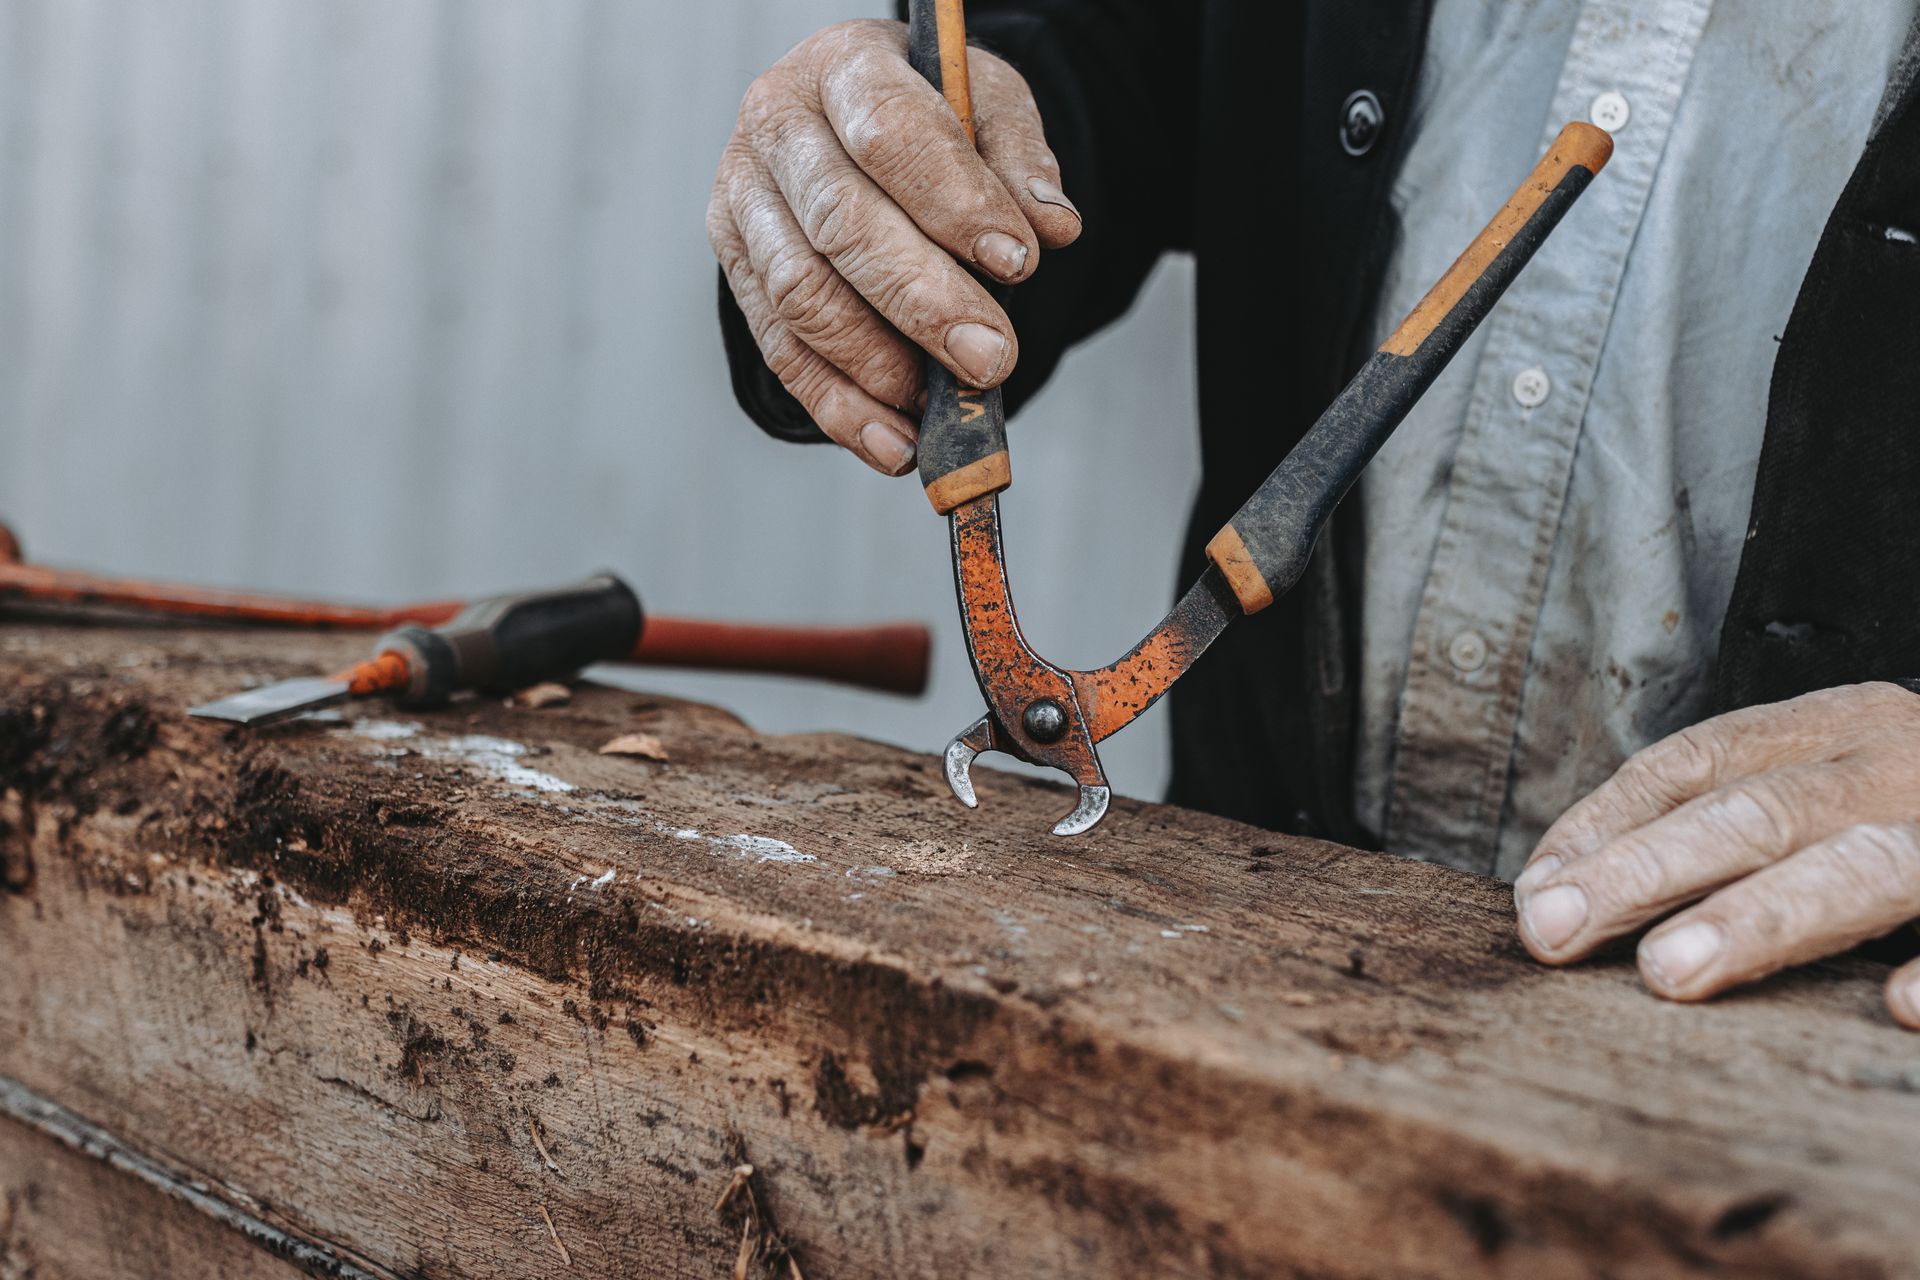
[[909, 0, 1613, 834]]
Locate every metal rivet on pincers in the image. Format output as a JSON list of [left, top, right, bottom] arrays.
[[1022, 698, 1068, 743]]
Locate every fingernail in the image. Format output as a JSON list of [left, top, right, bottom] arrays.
[[1896, 972, 1920, 1023], [1521, 884, 1589, 951], [1514, 855, 1562, 896], [859, 421, 915, 475], [946, 322, 1008, 385], [974, 231, 1030, 281], [1641, 922, 1724, 991], [1027, 176, 1080, 220]]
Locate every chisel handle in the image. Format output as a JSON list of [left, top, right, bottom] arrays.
[[376, 574, 643, 706], [632, 617, 931, 696], [907, 0, 1011, 515], [1205, 122, 1614, 614]]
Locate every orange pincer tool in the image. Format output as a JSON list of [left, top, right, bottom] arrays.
[[909, 0, 1612, 834]]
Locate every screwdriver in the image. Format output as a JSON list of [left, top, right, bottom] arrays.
[[189, 574, 643, 726]]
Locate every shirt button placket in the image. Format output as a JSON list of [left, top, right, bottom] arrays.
[[1590, 90, 1631, 132], [1511, 367, 1552, 408], [1448, 629, 1489, 675]]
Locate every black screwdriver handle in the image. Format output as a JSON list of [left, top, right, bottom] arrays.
[[907, 0, 1011, 515], [375, 574, 644, 706], [1206, 123, 1614, 614]]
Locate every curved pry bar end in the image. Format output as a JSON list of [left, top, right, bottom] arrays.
[[944, 727, 983, 809], [1052, 785, 1112, 837]]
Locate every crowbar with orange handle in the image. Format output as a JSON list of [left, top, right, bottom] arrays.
[[907, 0, 1612, 834], [0, 522, 929, 699]]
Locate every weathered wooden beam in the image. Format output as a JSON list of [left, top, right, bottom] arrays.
[[0, 1081, 381, 1279], [1, 621, 1916, 1279]]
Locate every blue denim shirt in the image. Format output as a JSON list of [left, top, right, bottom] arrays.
[[1353, 0, 1917, 877]]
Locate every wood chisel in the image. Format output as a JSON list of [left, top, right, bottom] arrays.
[[189, 574, 643, 725], [0, 523, 932, 696]]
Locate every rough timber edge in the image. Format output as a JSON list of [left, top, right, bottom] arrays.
[[0, 1075, 392, 1280]]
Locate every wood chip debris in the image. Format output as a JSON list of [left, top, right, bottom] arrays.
[[734, 1220, 755, 1280], [510, 682, 572, 708], [714, 1163, 755, 1213], [715, 1161, 805, 1279], [600, 732, 669, 761], [529, 1117, 563, 1175], [539, 1204, 571, 1266]]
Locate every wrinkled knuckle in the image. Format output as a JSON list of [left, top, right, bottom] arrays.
[[836, 338, 907, 399], [762, 338, 809, 388], [787, 20, 864, 70], [760, 333, 824, 399], [1668, 725, 1728, 783], [1591, 839, 1674, 913], [945, 182, 1002, 232], [706, 195, 743, 260], [738, 73, 794, 137], [850, 344, 920, 407], [789, 23, 842, 64], [839, 85, 946, 181], [1605, 759, 1676, 820], [796, 172, 876, 258], [805, 378, 858, 431], [1713, 781, 1800, 853], [1830, 823, 1920, 894], [761, 247, 837, 329], [723, 258, 764, 317], [818, 20, 897, 61], [730, 281, 774, 343], [1647, 727, 1725, 793], [1852, 820, 1920, 860], [865, 259, 946, 332], [1732, 893, 1795, 947], [787, 365, 838, 415]]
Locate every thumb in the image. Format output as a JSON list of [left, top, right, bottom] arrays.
[[1889, 947, 1920, 1030]]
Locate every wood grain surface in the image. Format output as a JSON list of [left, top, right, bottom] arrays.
[[1, 620, 1915, 1279]]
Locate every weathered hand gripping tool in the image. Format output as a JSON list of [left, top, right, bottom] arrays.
[[908, 0, 1613, 834]]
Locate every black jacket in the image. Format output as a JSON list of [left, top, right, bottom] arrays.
[[722, 1, 1920, 841]]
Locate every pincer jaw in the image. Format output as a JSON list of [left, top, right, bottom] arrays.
[[943, 725, 984, 809], [1051, 783, 1112, 837], [941, 715, 1113, 837]]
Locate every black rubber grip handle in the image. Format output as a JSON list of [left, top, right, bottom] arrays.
[[375, 574, 644, 706], [1205, 123, 1614, 614], [908, 0, 1011, 515]]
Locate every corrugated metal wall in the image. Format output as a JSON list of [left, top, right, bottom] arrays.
[[0, 0, 1201, 799]]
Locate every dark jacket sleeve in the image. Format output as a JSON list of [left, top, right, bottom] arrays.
[[718, 1, 1200, 444]]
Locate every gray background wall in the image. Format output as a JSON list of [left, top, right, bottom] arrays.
[[0, 0, 1201, 801]]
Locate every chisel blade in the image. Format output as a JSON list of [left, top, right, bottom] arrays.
[[188, 676, 353, 726]]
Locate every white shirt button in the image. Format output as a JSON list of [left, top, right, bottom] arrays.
[[1511, 366, 1552, 408], [1590, 91, 1630, 132], [1448, 629, 1489, 674]]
